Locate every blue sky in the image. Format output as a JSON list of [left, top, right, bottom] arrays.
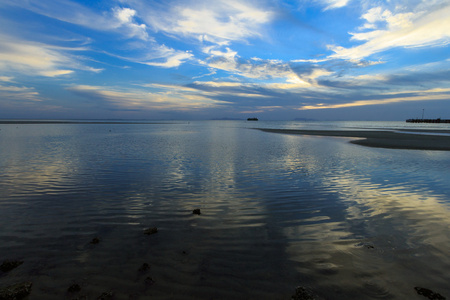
[[0, 0, 449, 120]]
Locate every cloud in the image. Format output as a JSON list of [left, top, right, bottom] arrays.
[[137, 0, 273, 45], [203, 49, 297, 81], [143, 45, 194, 68], [0, 83, 41, 103], [0, 34, 101, 77], [112, 7, 149, 40], [297, 89, 450, 110], [0, 76, 14, 82], [190, 81, 271, 98], [2, 0, 113, 30], [2, 0, 272, 70], [67, 85, 229, 111], [0, 36, 72, 77], [3, 0, 151, 42], [320, 0, 350, 10], [329, 3, 450, 61]]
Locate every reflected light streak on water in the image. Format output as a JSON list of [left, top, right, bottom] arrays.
[[0, 121, 449, 299]]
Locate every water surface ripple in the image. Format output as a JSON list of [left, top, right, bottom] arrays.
[[0, 121, 449, 299]]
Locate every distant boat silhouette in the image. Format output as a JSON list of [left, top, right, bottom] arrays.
[[247, 118, 258, 121]]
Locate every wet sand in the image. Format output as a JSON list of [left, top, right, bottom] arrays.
[[258, 129, 450, 150]]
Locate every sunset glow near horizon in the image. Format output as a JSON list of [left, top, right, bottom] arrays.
[[0, 0, 449, 120]]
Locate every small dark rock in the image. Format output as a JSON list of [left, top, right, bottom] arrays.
[[143, 227, 158, 235], [291, 286, 316, 300], [90, 237, 100, 244], [97, 291, 114, 300], [138, 263, 150, 272], [414, 287, 446, 300], [67, 283, 81, 293], [355, 242, 375, 249], [0, 260, 24, 272], [145, 277, 155, 285], [192, 208, 201, 215], [182, 250, 188, 255], [0, 281, 32, 300]]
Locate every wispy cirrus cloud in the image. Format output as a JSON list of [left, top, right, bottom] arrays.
[[1, 0, 189, 69], [0, 77, 42, 105], [137, 0, 273, 45], [66, 84, 229, 111], [328, 2, 450, 61], [200, 46, 335, 88], [0, 34, 101, 77], [297, 91, 450, 110], [319, 0, 350, 10], [0, 84, 40, 101]]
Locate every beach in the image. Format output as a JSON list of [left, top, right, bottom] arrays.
[[258, 128, 450, 150]]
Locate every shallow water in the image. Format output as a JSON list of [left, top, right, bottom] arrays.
[[0, 121, 449, 299]]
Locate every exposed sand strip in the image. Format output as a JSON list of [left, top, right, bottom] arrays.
[[257, 129, 450, 151]]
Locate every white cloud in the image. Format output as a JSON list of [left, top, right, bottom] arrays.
[[113, 7, 149, 40], [329, 3, 450, 61], [0, 34, 98, 77], [206, 51, 295, 81], [3, 0, 113, 30], [0, 83, 41, 102], [144, 47, 194, 68], [320, 0, 350, 10], [3, 0, 151, 42], [139, 0, 272, 45], [0, 76, 14, 82], [298, 90, 450, 110], [67, 85, 229, 111]]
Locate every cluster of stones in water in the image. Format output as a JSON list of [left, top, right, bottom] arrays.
[[90, 237, 100, 244], [143, 227, 158, 235], [0, 208, 203, 299], [0, 282, 32, 299], [0, 260, 23, 272], [414, 287, 446, 300]]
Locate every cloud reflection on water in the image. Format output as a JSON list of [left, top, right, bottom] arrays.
[[274, 133, 450, 298], [0, 122, 449, 299]]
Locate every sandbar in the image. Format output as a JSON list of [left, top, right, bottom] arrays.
[[258, 129, 450, 151]]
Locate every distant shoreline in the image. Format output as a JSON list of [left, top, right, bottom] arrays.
[[257, 128, 450, 151], [0, 120, 175, 125]]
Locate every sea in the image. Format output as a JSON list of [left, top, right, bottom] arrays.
[[0, 120, 449, 299]]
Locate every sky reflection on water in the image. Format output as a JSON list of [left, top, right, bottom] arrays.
[[0, 121, 449, 299]]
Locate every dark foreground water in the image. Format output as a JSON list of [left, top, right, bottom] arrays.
[[1, 121, 449, 299]]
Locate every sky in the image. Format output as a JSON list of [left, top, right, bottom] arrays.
[[0, 0, 449, 120]]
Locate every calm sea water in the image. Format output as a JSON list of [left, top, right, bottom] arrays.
[[0, 121, 449, 299]]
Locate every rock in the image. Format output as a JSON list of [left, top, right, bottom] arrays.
[[0, 260, 23, 272], [145, 277, 155, 285], [0, 282, 32, 300], [414, 287, 446, 300], [90, 237, 100, 244], [97, 291, 114, 300], [192, 209, 201, 215], [291, 286, 316, 300], [138, 263, 150, 272], [67, 283, 81, 293], [355, 242, 375, 249], [143, 227, 158, 235]]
